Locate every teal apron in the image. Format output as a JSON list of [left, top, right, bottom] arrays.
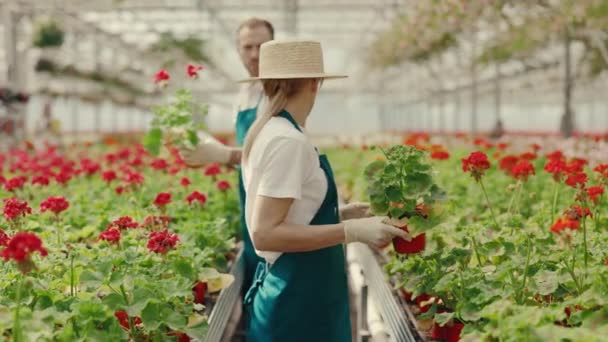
[[244, 110, 351, 342], [235, 94, 264, 297]]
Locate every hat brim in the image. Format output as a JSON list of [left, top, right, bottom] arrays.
[[238, 73, 347, 83]]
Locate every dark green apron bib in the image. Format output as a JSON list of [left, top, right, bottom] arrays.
[[235, 94, 264, 296], [244, 110, 351, 342]]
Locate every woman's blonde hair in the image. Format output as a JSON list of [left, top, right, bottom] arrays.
[[242, 78, 317, 162]]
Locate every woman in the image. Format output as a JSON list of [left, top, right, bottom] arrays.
[[241, 40, 408, 342]]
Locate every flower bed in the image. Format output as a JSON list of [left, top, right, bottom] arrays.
[[329, 134, 608, 341], [1, 142, 240, 341]]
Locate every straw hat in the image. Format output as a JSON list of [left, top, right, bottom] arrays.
[[239, 39, 347, 82]]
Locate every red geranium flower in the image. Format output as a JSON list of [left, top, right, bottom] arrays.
[[566, 159, 587, 174], [151, 158, 169, 171], [519, 152, 537, 161], [565, 206, 592, 220], [154, 69, 170, 84], [115, 186, 125, 195], [99, 228, 121, 244], [0, 229, 9, 247], [124, 170, 144, 186], [499, 155, 519, 173], [430, 151, 450, 160], [544, 159, 567, 181], [114, 310, 142, 330], [40, 196, 69, 215], [186, 191, 207, 205], [3, 198, 32, 221], [511, 161, 535, 181], [594, 164, 608, 178], [180, 177, 191, 187], [4, 176, 26, 192], [147, 230, 179, 254], [586, 186, 604, 204], [153, 192, 172, 208], [109, 216, 138, 230], [102, 170, 117, 183], [1, 232, 48, 273], [55, 170, 72, 185], [551, 217, 580, 234], [547, 150, 565, 161], [497, 143, 509, 151], [462, 151, 491, 182], [80, 159, 101, 177], [204, 164, 221, 177], [31, 175, 50, 186], [216, 180, 231, 192], [565, 173, 587, 189], [187, 64, 203, 78]]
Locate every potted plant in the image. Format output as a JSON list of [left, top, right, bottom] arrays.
[[364, 145, 446, 254], [33, 19, 64, 60]]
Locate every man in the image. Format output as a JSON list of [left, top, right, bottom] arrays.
[[180, 18, 274, 298]]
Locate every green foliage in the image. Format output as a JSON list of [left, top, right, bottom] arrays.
[[33, 20, 64, 48], [145, 89, 208, 156], [150, 32, 210, 64]]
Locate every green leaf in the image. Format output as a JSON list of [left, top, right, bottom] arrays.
[[174, 258, 195, 279], [386, 186, 402, 202], [435, 312, 455, 326], [126, 288, 156, 317], [80, 270, 105, 290], [533, 270, 558, 296], [143, 128, 163, 156], [161, 306, 187, 330], [108, 271, 125, 289], [141, 302, 162, 330], [102, 293, 126, 311]]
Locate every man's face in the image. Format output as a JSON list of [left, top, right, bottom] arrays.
[[237, 26, 272, 77]]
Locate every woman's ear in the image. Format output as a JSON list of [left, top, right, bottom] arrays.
[[310, 79, 320, 93]]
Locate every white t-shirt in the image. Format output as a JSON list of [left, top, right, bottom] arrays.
[[243, 116, 327, 264], [232, 81, 265, 123]]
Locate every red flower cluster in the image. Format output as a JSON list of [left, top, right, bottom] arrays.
[[586, 186, 604, 204], [40, 196, 69, 214], [186, 191, 207, 205], [153, 192, 172, 208], [1, 232, 48, 265], [3, 198, 32, 221], [551, 217, 580, 234], [114, 310, 142, 330], [80, 158, 101, 177], [154, 70, 170, 84], [565, 206, 592, 221], [519, 152, 537, 161], [5, 176, 26, 192], [511, 161, 535, 181], [546, 150, 565, 161], [565, 173, 588, 189], [544, 159, 567, 181], [151, 158, 169, 171], [181, 177, 191, 187], [595, 164, 608, 179], [499, 155, 519, 173], [187, 64, 203, 78], [0, 229, 9, 247], [462, 151, 491, 181], [31, 175, 50, 186], [99, 228, 121, 244], [566, 158, 588, 174], [109, 216, 138, 230], [143, 215, 171, 230], [216, 180, 231, 192], [204, 164, 221, 177], [430, 150, 450, 160], [147, 230, 179, 254], [102, 170, 117, 183]]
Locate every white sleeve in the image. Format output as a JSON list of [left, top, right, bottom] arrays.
[[257, 137, 313, 200]]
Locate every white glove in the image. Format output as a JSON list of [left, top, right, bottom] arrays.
[[343, 216, 411, 248], [339, 202, 372, 220], [178, 137, 232, 166]]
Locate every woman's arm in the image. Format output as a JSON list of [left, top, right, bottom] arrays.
[[250, 195, 345, 252]]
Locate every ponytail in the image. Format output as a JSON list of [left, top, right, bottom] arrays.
[[242, 78, 313, 163]]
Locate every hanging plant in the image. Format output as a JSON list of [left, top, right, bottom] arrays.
[[34, 58, 56, 73], [33, 20, 65, 48]]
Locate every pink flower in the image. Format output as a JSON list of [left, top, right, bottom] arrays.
[[216, 180, 231, 192], [154, 70, 170, 84], [187, 64, 203, 78]]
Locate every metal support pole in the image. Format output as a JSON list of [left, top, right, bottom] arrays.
[[471, 33, 478, 135], [357, 282, 371, 342]]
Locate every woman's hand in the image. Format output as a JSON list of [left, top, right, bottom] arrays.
[[339, 202, 372, 220], [343, 216, 411, 248], [178, 139, 233, 167]]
